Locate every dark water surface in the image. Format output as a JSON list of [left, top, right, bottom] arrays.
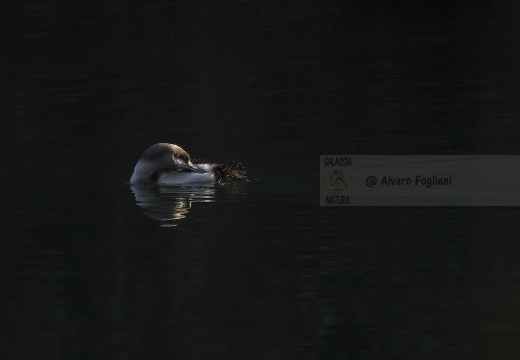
[[1, 1, 520, 359]]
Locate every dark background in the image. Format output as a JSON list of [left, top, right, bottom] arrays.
[[1, 1, 520, 359]]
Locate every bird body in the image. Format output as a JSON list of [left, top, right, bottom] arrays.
[[130, 143, 246, 185]]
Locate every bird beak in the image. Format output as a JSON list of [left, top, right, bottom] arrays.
[[181, 164, 206, 173]]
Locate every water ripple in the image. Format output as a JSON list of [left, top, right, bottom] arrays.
[[130, 182, 248, 226]]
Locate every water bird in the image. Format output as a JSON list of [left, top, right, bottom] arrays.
[[130, 143, 247, 185]]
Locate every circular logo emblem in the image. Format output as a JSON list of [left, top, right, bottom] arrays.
[[322, 169, 354, 194]]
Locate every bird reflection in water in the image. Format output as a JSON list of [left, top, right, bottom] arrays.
[[130, 183, 247, 227]]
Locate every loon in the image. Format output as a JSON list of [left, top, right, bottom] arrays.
[[130, 143, 247, 185]]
